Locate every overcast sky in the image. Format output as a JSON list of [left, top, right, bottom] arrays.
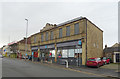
[[0, 0, 119, 48]]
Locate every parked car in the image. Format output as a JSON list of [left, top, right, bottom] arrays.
[[86, 58, 104, 68], [102, 57, 110, 65]]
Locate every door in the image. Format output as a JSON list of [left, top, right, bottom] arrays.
[[116, 53, 120, 62]]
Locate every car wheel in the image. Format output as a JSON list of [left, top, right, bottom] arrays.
[[105, 61, 107, 65], [97, 64, 100, 68]]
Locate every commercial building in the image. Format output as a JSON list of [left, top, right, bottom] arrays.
[[31, 17, 103, 65], [104, 43, 120, 63]]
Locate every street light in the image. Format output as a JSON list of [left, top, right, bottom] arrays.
[[25, 18, 28, 60]]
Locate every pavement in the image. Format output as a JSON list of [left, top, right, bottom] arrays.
[[2, 57, 120, 78]]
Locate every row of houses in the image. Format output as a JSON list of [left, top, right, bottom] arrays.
[[0, 16, 119, 66]]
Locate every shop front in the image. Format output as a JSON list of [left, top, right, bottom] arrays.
[[40, 44, 55, 63], [31, 46, 39, 61], [56, 40, 82, 66]]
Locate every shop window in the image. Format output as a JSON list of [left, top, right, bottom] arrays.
[[41, 34, 44, 42], [59, 28, 62, 38], [46, 32, 48, 41], [50, 31, 54, 40], [50, 50, 55, 57], [62, 50, 68, 58], [74, 23, 79, 35], [75, 48, 82, 53], [66, 26, 70, 36], [69, 49, 74, 57]]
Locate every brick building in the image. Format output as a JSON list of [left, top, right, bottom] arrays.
[[17, 37, 31, 58], [31, 17, 103, 65]]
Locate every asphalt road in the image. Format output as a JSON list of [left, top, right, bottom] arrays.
[[2, 57, 101, 77]]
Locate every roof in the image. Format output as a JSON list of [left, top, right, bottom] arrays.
[[104, 47, 120, 53], [57, 16, 84, 27], [112, 43, 120, 47]]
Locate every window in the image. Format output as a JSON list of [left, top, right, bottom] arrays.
[[74, 23, 79, 35], [50, 31, 54, 40], [62, 50, 68, 58], [66, 26, 70, 36], [69, 49, 74, 57], [41, 34, 44, 42], [59, 28, 62, 38], [46, 32, 48, 41], [34, 36, 36, 43]]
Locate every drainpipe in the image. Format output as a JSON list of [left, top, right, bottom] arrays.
[[85, 18, 88, 64]]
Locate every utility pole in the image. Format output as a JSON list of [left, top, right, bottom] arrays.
[[25, 19, 28, 60]]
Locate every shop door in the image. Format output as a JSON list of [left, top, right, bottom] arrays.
[[75, 53, 82, 66]]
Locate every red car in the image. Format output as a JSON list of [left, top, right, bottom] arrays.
[[86, 58, 103, 68], [102, 57, 110, 65]]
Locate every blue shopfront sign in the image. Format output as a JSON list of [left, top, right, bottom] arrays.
[[32, 52, 34, 55], [45, 45, 47, 48], [78, 40, 82, 45]]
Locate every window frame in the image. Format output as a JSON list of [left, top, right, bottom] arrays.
[[66, 26, 70, 36], [74, 23, 79, 35], [59, 28, 62, 38]]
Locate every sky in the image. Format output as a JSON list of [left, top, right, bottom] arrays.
[[0, 0, 119, 48]]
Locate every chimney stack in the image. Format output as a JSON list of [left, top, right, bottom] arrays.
[[105, 45, 107, 48]]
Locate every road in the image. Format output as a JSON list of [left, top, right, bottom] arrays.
[[2, 57, 102, 77]]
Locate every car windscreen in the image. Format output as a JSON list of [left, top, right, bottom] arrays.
[[88, 59, 96, 61], [103, 57, 106, 60]]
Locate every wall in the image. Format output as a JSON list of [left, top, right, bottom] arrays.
[[87, 20, 103, 59]]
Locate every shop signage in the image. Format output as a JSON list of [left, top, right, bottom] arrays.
[[31, 46, 38, 50], [57, 40, 82, 48], [78, 40, 82, 45], [45, 45, 47, 48], [76, 45, 81, 48], [32, 52, 34, 55], [40, 44, 54, 49]]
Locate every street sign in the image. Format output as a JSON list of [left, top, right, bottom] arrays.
[[76, 45, 81, 48]]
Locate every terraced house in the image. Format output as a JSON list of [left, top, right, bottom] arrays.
[[31, 17, 103, 66], [17, 37, 31, 58]]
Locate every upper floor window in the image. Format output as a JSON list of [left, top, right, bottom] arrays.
[[46, 32, 48, 41], [50, 31, 54, 40], [59, 28, 62, 38], [41, 33, 44, 42], [66, 26, 70, 36], [34, 36, 36, 43], [74, 23, 79, 35]]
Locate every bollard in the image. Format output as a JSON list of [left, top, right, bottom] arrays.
[[65, 60, 68, 68]]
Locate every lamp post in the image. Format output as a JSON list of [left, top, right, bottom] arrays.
[[25, 19, 28, 60]]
